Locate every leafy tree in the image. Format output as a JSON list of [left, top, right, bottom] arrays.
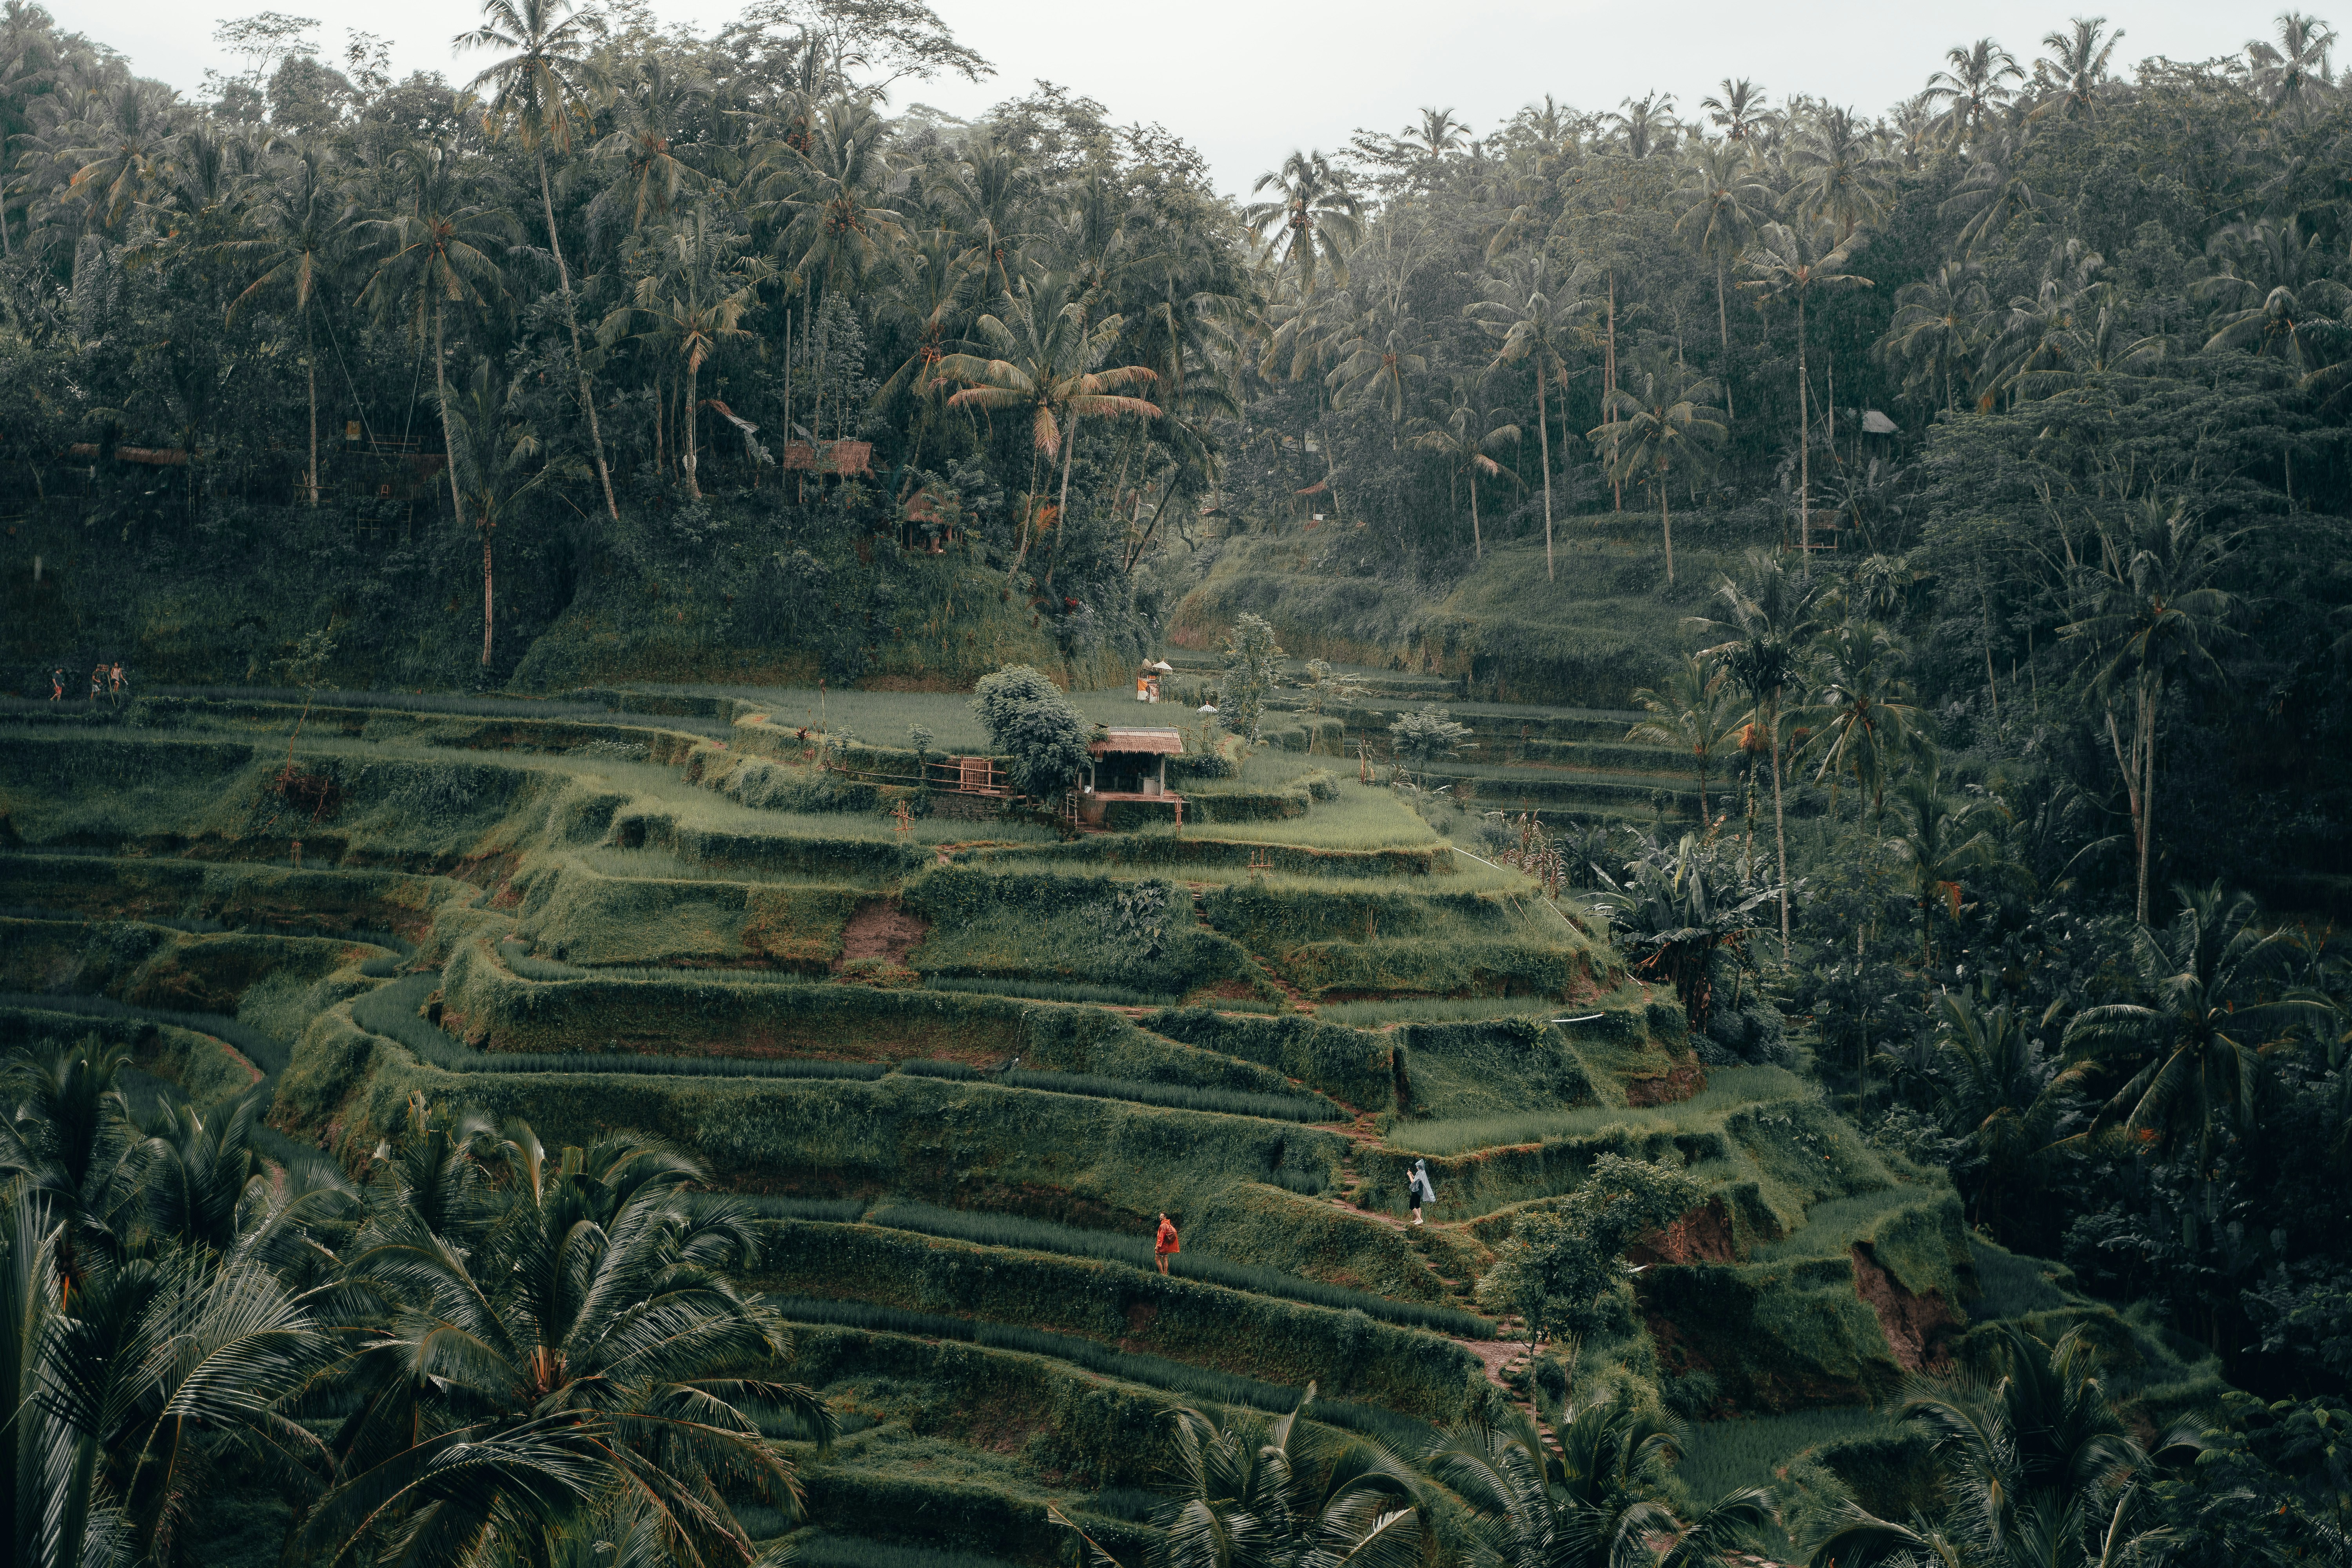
[[1243, 149, 1363, 297], [1299, 658, 1368, 716], [1474, 1154, 1704, 1356], [971, 663, 1095, 797], [1672, 140, 1770, 412], [1886, 757, 2015, 997], [1470, 252, 1592, 581], [438, 359, 562, 665], [1218, 612, 1285, 745], [1409, 380, 1519, 557], [1798, 620, 1932, 821], [1389, 704, 1469, 775], [1628, 653, 1743, 828]]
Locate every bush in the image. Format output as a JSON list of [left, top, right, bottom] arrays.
[[971, 665, 1094, 798]]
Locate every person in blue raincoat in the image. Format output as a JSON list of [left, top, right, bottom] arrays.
[[1407, 1158, 1436, 1226]]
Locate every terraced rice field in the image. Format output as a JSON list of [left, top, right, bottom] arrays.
[[0, 684, 2009, 1564]]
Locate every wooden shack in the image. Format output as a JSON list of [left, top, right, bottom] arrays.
[[1076, 727, 1186, 830]]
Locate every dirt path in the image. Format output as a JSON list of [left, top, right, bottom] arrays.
[[837, 898, 928, 967], [1189, 882, 1315, 1014]]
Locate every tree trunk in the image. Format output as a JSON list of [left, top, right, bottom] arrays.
[[536, 148, 619, 525], [481, 528, 494, 666], [1470, 469, 1482, 558], [1660, 468, 1674, 585], [1796, 295, 1810, 560], [1046, 408, 1080, 589], [1715, 261, 1734, 417], [2138, 679, 2156, 924], [1606, 274, 1621, 512], [305, 352, 318, 507], [1536, 373, 1553, 581], [434, 299, 462, 531], [1769, 691, 1789, 943], [682, 357, 701, 499]]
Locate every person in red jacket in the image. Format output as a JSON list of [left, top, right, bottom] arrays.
[[1154, 1212, 1180, 1276]]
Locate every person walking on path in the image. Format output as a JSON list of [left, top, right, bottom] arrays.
[[88, 665, 103, 701], [1408, 1159, 1437, 1226], [1154, 1212, 1180, 1276], [49, 668, 63, 702], [108, 662, 123, 701]]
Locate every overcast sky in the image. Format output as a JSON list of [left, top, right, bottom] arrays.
[[81, 0, 2288, 197]]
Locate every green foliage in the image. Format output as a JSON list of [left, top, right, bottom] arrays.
[[894, 1059, 1345, 1123], [1389, 704, 1471, 770], [1387, 1065, 1809, 1157], [971, 666, 1095, 799], [1475, 1152, 1707, 1348], [1218, 613, 1286, 744]]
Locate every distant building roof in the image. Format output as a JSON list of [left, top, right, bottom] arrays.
[[1090, 728, 1185, 756]]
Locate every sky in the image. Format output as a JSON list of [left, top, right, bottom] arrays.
[[79, 0, 2290, 197]]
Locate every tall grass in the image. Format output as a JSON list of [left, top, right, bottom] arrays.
[[350, 978, 886, 1081], [1312, 996, 1557, 1028], [858, 1200, 1493, 1336], [767, 1294, 1432, 1451], [1968, 1239, 2071, 1319], [726, 1195, 873, 1223], [1673, 1407, 1899, 1501], [779, 1534, 1025, 1568], [1386, 1065, 1812, 1156], [924, 975, 1185, 1009], [897, 1059, 1344, 1123], [0, 991, 290, 1077]]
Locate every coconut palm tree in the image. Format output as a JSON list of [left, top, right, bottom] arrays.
[[1628, 652, 1743, 828], [2249, 12, 2337, 118], [1243, 150, 1362, 296], [2031, 16, 2124, 121], [1592, 357, 1726, 586], [2060, 500, 2237, 923], [1789, 105, 1895, 241], [356, 141, 517, 533], [1470, 252, 1594, 582], [1886, 757, 2011, 995], [1699, 78, 1769, 142], [1806, 1325, 2172, 1568], [1143, 1388, 1424, 1568], [1674, 141, 1771, 412], [932, 271, 1160, 579], [1692, 550, 1826, 943], [1325, 295, 1428, 426], [1428, 1400, 1769, 1568], [1924, 986, 2093, 1231], [1924, 39, 2023, 147], [301, 1119, 830, 1568], [1798, 620, 1933, 820], [1410, 381, 1519, 557], [437, 358, 563, 664], [605, 205, 768, 499], [585, 57, 712, 243], [1740, 221, 1869, 556], [0, 1038, 151, 1296], [456, 0, 620, 524], [1879, 260, 1991, 412], [2062, 882, 2330, 1180], [225, 145, 354, 505]]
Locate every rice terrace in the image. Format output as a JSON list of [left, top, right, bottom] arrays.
[[4, 1, 2352, 1566]]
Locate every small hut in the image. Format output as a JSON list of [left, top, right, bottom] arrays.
[[1075, 727, 1186, 829]]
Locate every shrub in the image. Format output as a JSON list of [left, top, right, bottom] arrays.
[[971, 666, 1093, 798]]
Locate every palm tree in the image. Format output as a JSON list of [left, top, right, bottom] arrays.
[[1325, 296, 1428, 426], [1740, 221, 1869, 556], [1807, 1326, 2169, 1568], [944, 132, 1037, 299], [1692, 550, 1826, 942], [1798, 620, 1932, 820], [1604, 92, 1679, 159], [2249, 13, 2337, 118], [1592, 357, 1727, 586], [1628, 652, 1743, 828], [1886, 757, 2011, 995], [457, 0, 621, 524], [585, 57, 711, 242], [1789, 105, 1895, 241], [1243, 150, 1362, 296], [870, 225, 985, 463], [1429, 1400, 1769, 1568], [438, 359, 562, 664], [1699, 78, 1769, 141], [932, 272, 1161, 580], [357, 142, 517, 535], [2060, 501, 2237, 923], [1924, 39, 2023, 147], [302, 1119, 830, 1567], [1879, 260, 1990, 412], [1673, 141, 1771, 412], [1143, 1388, 1424, 1568], [0, 1038, 150, 1296], [1924, 986, 2092, 1232], [1939, 110, 2045, 256], [225, 145, 354, 506], [606, 205, 768, 499], [1409, 382, 1519, 557], [2062, 882, 2330, 1181], [1470, 252, 1593, 581], [2031, 16, 2124, 121]]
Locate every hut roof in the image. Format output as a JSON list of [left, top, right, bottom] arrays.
[[1090, 728, 1185, 757]]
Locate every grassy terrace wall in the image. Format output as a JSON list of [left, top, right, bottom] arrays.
[[0, 915, 388, 1015], [0, 851, 460, 936], [279, 1012, 1350, 1217], [435, 942, 1322, 1097], [514, 857, 863, 969], [759, 1222, 1485, 1420]]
